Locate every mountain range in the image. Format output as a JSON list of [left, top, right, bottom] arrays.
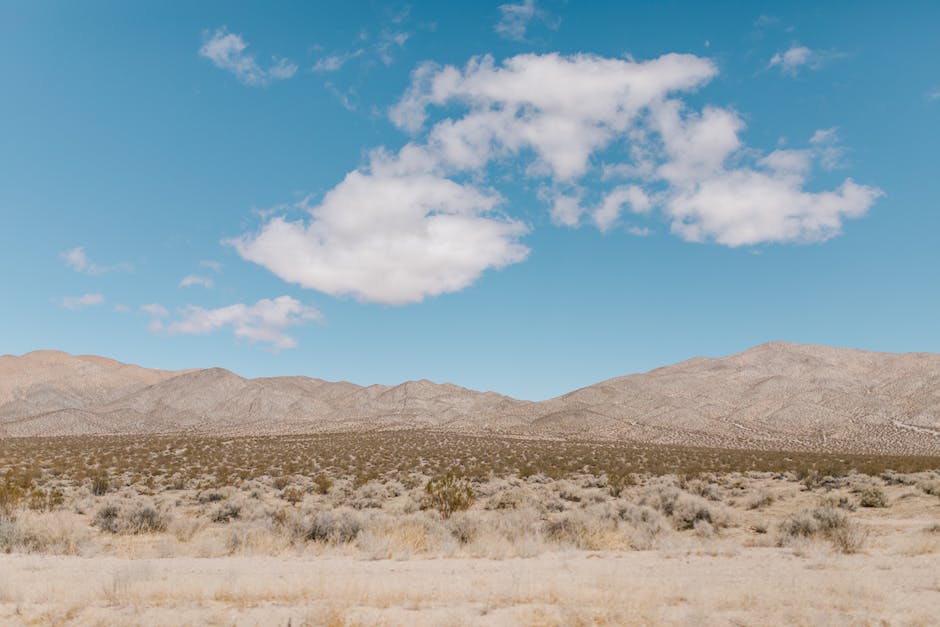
[[2, 342, 939, 455]]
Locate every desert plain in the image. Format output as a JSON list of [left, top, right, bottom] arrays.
[[1, 343, 940, 625]]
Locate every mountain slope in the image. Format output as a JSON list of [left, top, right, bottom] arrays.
[[1, 343, 939, 455]]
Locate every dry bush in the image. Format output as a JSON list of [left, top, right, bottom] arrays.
[[858, 486, 888, 508], [638, 478, 728, 531], [746, 490, 774, 510], [91, 475, 110, 496], [305, 509, 362, 544], [777, 505, 866, 554], [211, 503, 241, 523], [1, 511, 90, 555], [94, 502, 169, 534], [918, 479, 940, 497], [421, 475, 474, 519]]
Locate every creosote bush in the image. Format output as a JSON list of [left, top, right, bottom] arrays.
[[421, 475, 475, 519]]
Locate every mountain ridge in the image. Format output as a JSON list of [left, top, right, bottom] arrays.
[[2, 342, 939, 455]]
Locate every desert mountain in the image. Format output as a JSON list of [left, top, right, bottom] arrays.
[[1, 342, 939, 455]]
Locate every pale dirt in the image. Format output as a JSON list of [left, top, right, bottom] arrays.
[[2, 545, 939, 626]]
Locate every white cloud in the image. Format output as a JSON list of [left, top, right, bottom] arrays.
[[810, 128, 837, 145], [391, 53, 718, 180], [592, 186, 651, 232], [61, 246, 131, 275], [140, 303, 169, 318], [112, 304, 130, 313], [199, 28, 297, 87], [61, 293, 104, 310], [236, 51, 880, 302], [627, 226, 652, 237], [548, 192, 585, 227], [158, 296, 320, 350], [200, 260, 223, 273], [231, 155, 529, 304], [768, 45, 841, 76], [312, 50, 364, 73], [928, 87, 940, 102], [495, 0, 539, 41], [179, 275, 214, 289]]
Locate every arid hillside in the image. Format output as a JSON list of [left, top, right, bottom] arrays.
[[2, 342, 939, 454]]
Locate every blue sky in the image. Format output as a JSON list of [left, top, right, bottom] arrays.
[[2, 1, 939, 400]]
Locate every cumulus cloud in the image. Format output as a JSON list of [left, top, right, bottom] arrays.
[[179, 275, 214, 289], [152, 296, 319, 350], [392, 53, 718, 180], [61, 293, 104, 310], [61, 246, 131, 275], [235, 51, 881, 302], [231, 155, 529, 304], [199, 28, 297, 87]]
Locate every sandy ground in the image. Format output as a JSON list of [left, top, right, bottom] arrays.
[[2, 545, 939, 626]]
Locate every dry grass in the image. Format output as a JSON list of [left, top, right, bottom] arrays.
[[1, 431, 939, 624]]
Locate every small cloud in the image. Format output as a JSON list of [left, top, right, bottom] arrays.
[[61, 246, 131, 275], [312, 49, 364, 73], [627, 226, 652, 237], [200, 260, 224, 273], [199, 27, 297, 87], [495, 0, 558, 42], [140, 303, 169, 318], [768, 44, 842, 76], [810, 127, 838, 144], [153, 296, 320, 350], [112, 304, 130, 313], [375, 30, 411, 66], [61, 293, 104, 310], [926, 87, 940, 102], [179, 275, 214, 289], [754, 14, 780, 27], [809, 127, 845, 170], [140, 303, 169, 332]]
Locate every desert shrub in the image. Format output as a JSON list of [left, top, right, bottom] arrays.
[[124, 505, 168, 533], [94, 502, 168, 534], [93, 504, 121, 533], [746, 490, 774, 510], [859, 486, 888, 508], [197, 491, 224, 504], [28, 487, 64, 513], [91, 475, 110, 496], [273, 476, 290, 490], [0, 480, 24, 520], [881, 471, 918, 486], [351, 480, 387, 509], [671, 494, 722, 530], [211, 503, 241, 523], [305, 510, 362, 544], [918, 479, 940, 497], [820, 495, 857, 511], [313, 473, 334, 495], [606, 472, 637, 497], [777, 505, 866, 554], [684, 479, 722, 501], [281, 486, 304, 505], [421, 475, 474, 519]]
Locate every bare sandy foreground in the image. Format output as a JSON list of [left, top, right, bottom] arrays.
[[2, 547, 939, 626]]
